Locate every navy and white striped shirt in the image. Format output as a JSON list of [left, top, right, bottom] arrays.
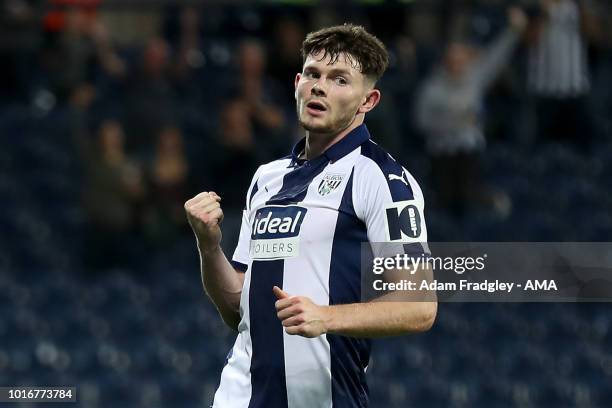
[[213, 124, 427, 408]]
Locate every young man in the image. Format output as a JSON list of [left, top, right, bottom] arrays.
[[185, 24, 436, 408]]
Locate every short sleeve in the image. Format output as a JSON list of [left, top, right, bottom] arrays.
[[231, 209, 251, 272], [230, 166, 262, 272], [354, 153, 428, 258]]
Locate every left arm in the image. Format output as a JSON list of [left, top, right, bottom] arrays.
[[327, 300, 437, 337], [274, 261, 437, 339], [274, 285, 437, 338]]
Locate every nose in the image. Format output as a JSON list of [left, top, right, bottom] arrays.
[[311, 81, 325, 97]]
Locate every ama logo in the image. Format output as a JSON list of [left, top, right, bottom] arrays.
[[385, 200, 423, 241], [250, 206, 307, 260]]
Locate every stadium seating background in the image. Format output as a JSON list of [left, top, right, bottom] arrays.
[[1, 1, 612, 407]]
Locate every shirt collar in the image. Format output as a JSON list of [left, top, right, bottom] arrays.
[[290, 124, 371, 166]]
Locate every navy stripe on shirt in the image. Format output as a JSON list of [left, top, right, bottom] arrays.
[[360, 140, 414, 202], [248, 259, 288, 408], [328, 170, 370, 408]]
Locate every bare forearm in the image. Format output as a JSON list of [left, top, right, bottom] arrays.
[[274, 276, 437, 339], [198, 244, 244, 330], [324, 301, 437, 338]]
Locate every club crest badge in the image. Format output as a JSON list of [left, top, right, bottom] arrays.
[[318, 174, 344, 196]]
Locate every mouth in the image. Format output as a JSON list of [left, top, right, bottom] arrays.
[[306, 100, 327, 113]]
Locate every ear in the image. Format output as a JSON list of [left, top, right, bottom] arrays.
[[358, 89, 381, 114], [294, 73, 301, 100]]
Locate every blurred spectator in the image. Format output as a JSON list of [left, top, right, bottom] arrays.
[[526, 0, 601, 145], [268, 16, 305, 103], [41, 8, 125, 103], [89, 19, 127, 81], [231, 39, 292, 160], [169, 6, 207, 98], [207, 99, 259, 211], [206, 99, 260, 253], [42, 8, 95, 101], [82, 119, 146, 270], [415, 7, 527, 217], [143, 126, 191, 247], [124, 37, 177, 152]]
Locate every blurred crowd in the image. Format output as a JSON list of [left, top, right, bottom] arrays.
[[2, 0, 612, 270]]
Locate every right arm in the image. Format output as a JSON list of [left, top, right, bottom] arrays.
[[473, 7, 527, 90], [185, 192, 245, 330]]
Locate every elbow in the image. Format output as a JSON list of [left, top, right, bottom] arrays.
[[221, 299, 242, 331], [220, 309, 241, 332], [413, 301, 438, 333]]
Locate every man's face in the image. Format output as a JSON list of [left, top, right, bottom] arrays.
[[295, 51, 371, 135], [444, 43, 471, 79]]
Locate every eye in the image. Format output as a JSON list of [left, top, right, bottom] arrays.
[[335, 76, 347, 86], [304, 71, 320, 79]]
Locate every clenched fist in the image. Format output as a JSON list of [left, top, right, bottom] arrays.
[[184, 191, 224, 252]]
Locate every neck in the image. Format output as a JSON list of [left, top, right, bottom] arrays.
[[303, 115, 364, 160]]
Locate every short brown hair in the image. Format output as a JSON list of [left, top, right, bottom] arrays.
[[300, 24, 389, 83]]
